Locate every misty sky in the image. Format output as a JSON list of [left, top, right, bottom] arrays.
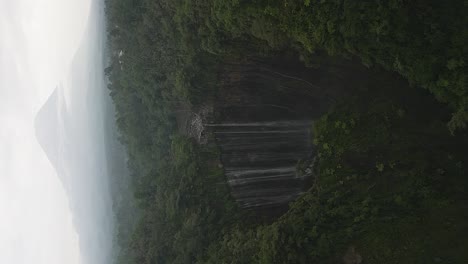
[[0, 0, 94, 263]]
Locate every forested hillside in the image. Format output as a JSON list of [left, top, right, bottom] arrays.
[[104, 1, 468, 263]]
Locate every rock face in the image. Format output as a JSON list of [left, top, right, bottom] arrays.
[[208, 120, 314, 209], [181, 54, 384, 214], [177, 104, 213, 145], [208, 55, 365, 213], [342, 246, 363, 264]]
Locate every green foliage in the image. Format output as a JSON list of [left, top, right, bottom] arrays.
[[203, 81, 468, 263], [105, 0, 468, 262], [206, 0, 468, 130], [105, 1, 239, 262]]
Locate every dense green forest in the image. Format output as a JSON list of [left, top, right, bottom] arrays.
[[105, 0, 468, 263]]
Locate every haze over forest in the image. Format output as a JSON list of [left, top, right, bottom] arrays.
[[34, 0, 124, 263]]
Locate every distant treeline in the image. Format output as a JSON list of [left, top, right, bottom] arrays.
[[105, 0, 468, 263]]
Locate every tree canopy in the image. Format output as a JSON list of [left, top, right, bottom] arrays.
[[105, 0, 468, 263]]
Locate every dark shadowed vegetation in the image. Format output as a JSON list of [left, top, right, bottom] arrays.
[[105, 0, 468, 263]]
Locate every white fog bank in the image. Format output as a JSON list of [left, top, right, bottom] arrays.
[[34, 0, 122, 263], [1, 0, 94, 263], [1, 0, 122, 262]]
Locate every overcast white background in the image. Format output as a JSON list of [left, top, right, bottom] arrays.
[[0, 0, 93, 263]]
